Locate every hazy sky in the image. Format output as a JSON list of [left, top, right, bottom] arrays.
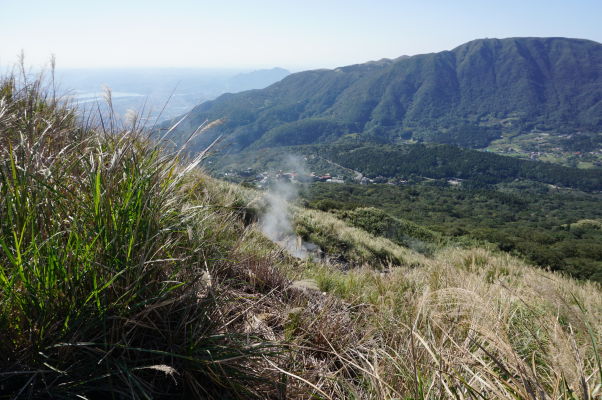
[[1, 0, 601, 70]]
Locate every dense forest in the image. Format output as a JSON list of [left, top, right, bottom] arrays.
[[315, 143, 602, 191], [302, 182, 602, 282], [210, 141, 602, 192]]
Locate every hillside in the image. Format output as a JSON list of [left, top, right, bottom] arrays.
[[166, 37, 602, 154], [209, 142, 602, 283], [2, 72, 602, 399]]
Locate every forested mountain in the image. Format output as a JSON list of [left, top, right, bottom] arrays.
[[168, 37, 602, 152]]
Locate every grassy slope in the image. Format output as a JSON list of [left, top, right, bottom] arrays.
[[0, 74, 289, 399], [1, 74, 601, 399], [233, 183, 602, 399]]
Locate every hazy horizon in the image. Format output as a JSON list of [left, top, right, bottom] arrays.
[[1, 0, 601, 71]]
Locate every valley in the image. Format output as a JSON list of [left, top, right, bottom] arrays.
[[208, 145, 602, 283]]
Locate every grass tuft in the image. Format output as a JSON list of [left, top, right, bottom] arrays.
[[0, 71, 278, 399]]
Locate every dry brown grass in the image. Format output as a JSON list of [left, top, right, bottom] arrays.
[[201, 175, 602, 398], [201, 179, 602, 398], [293, 245, 601, 399]]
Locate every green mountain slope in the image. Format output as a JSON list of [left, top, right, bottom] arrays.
[[167, 37, 602, 152]]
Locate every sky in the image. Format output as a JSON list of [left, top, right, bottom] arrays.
[[1, 0, 601, 71]]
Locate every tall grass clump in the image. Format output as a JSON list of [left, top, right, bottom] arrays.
[[0, 71, 276, 399], [300, 246, 602, 399]]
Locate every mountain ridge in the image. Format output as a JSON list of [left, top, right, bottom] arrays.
[[167, 37, 602, 153]]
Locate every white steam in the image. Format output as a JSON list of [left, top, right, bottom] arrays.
[[259, 155, 320, 260]]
